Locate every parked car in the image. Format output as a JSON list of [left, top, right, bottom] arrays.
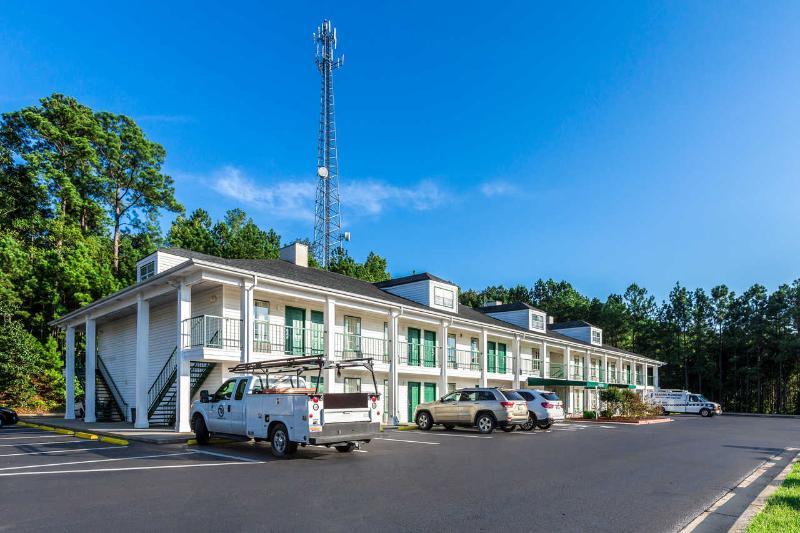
[[514, 389, 565, 430], [645, 389, 722, 417], [414, 387, 528, 434], [0, 407, 19, 428]]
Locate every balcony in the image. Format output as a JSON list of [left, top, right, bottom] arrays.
[[446, 348, 481, 371], [398, 341, 440, 368], [333, 333, 390, 363], [181, 315, 241, 350], [635, 373, 644, 386], [487, 355, 514, 374], [568, 364, 586, 381], [546, 362, 566, 379], [588, 367, 605, 382], [520, 358, 542, 376], [253, 321, 324, 357]]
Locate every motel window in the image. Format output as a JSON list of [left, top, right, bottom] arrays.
[[448, 382, 456, 393], [531, 346, 540, 359], [591, 330, 602, 344], [433, 286, 455, 308], [138, 261, 155, 282], [344, 316, 361, 353], [254, 300, 270, 322], [344, 377, 361, 393], [310, 376, 324, 393], [530, 313, 545, 331]]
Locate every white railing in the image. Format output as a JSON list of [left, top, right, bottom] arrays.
[[182, 315, 241, 350], [398, 341, 440, 368], [520, 358, 542, 376], [446, 348, 481, 371], [333, 333, 390, 363], [253, 321, 324, 356]]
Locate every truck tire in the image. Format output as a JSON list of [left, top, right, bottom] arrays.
[[700, 408, 711, 418], [193, 415, 210, 444], [520, 413, 535, 431], [476, 413, 495, 434], [335, 443, 356, 453], [416, 411, 433, 431], [662, 407, 669, 416], [270, 424, 297, 457]]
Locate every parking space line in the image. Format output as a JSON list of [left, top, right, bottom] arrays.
[[189, 449, 263, 463], [374, 437, 440, 445], [0, 446, 121, 457], [0, 434, 74, 440], [0, 451, 195, 472], [391, 431, 492, 439], [0, 439, 83, 447], [0, 461, 263, 477]]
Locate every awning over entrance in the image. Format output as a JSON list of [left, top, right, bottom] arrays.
[[527, 377, 593, 388]]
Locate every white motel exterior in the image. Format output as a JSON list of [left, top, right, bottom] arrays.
[[52, 244, 664, 431]]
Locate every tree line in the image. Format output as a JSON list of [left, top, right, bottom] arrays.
[[0, 94, 388, 409], [461, 280, 800, 414]]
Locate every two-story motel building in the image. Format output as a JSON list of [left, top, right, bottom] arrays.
[[51, 244, 663, 431]]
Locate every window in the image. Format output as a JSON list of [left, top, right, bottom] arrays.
[[310, 376, 325, 393], [344, 316, 361, 353], [519, 391, 534, 401], [501, 390, 524, 401], [138, 261, 155, 282], [344, 377, 361, 393], [531, 347, 540, 359], [253, 300, 270, 352], [234, 379, 247, 400], [441, 391, 460, 402], [448, 382, 456, 393], [591, 330, 602, 344], [530, 313, 545, 331], [540, 392, 560, 401], [213, 379, 237, 401], [433, 286, 455, 308], [254, 300, 270, 321], [477, 391, 497, 401]]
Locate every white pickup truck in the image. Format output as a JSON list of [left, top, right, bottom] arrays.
[[190, 356, 382, 457]]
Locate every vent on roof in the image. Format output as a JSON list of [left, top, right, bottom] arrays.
[[279, 242, 308, 268]]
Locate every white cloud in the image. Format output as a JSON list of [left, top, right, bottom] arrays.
[[212, 166, 316, 222], [480, 180, 519, 197], [210, 166, 446, 220]]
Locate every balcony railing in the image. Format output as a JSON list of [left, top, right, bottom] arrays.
[[568, 365, 586, 380], [182, 315, 241, 349], [333, 333, 390, 363], [446, 348, 481, 371], [635, 373, 644, 386], [547, 362, 566, 379], [588, 367, 605, 381], [253, 321, 324, 356], [520, 358, 542, 376], [398, 341, 440, 368], [487, 355, 514, 374]]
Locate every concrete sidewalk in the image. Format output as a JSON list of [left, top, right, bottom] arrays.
[[21, 415, 193, 444]]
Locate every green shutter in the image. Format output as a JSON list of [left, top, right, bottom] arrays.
[[498, 343, 507, 373], [311, 310, 324, 355], [424, 330, 437, 367], [408, 381, 421, 421], [424, 382, 437, 403], [285, 306, 305, 355], [487, 341, 497, 373], [407, 328, 421, 365]]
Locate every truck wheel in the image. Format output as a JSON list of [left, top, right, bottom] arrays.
[[520, 413, 535, 431], [335, 443, 356, 453], [270, 424, 295, 457], [662, 407, 669, 416], [416, 411, 433, 431], [193, 415, 209, 444], [476, 413, 495, 434], [700, 408, 711, 418]]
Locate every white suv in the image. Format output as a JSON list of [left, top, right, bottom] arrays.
[[515, 389, 565, 430]]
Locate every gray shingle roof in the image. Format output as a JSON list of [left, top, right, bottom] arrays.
[[549, 320, 597, 330], [374, 272, 453, 288], [477, 302, 546, 314]]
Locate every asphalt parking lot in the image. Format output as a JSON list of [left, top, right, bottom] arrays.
[[1, 415, 798, 533]]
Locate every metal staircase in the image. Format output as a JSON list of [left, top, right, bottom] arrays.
[[147, 347, 215, 427], [76, 355, 128, 422]]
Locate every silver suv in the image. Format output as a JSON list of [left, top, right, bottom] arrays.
[[414, 388, 529, 434]]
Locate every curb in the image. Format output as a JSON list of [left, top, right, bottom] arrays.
[[17, 420, 129, 446], [729, 450, 800, 532], [396, 425, 417, 431]]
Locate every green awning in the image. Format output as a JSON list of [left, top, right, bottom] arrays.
[[527, 377, 594, 388], [608, 383, 636, 389]]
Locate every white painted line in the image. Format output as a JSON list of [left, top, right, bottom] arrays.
[[0, 461, 262, 477], [374, 437, 440, 445], [354, 449, 368, 453], [189, 449, 263, 463], [0, 446, 121, 458], [395, 431, 491, 439], [0, 434, 74, 440], [0, 431, 50, 436], [0, 452, 195, 471], [0, 439, 82, 447]]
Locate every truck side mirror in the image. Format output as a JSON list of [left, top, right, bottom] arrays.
[[200, 390, 210, 403]]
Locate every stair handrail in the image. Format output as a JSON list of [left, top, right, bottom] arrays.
[[147, 347, 178, 418], [96, 353, 129, 416]]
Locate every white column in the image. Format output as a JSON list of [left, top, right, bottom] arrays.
[[439, 321, 449, 397], [64, 325, 75, 420], [135, 294, 150, 429], [602, 353, 608, 383], [175, 280, 192, 433], [324, 297, 336, 393], [619, 356, 624, 383], [239, 280, 254, 363], [563, 346, 571, 416], [480, 328, 488, 387], [583, 350, 591, 414], [84, 317, 96, 423], [512, 335, 521, 389], [388, 310, 400, 424], [542, 341, 549, 377], [654, 365, 660, 389]]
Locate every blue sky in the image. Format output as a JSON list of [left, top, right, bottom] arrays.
[[2, 2, 800, 301]]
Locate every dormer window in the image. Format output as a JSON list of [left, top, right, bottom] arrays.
[[434, 286, 454, 309], [591, 329, 602, 344], [138, 260, 155, 282], [530, 313, 545, 331]]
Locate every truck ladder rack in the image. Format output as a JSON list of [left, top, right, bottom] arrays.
[[228, 356, 378, 395]]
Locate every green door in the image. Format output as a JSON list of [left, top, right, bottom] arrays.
[[498, 343, 507, 373], [423, 330, 437, 367], [423, 382, 437, 403], [407, 328, 421, 366], [487, 341, 497, 373], [408, 381, 421, 422], [285, 306, 305, 355], [311, 311, 324, 355]]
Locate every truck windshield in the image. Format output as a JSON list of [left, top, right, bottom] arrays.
[[696, 395, 709, 403]]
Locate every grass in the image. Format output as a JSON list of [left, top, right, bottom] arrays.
[[747, 460, 800, 532]]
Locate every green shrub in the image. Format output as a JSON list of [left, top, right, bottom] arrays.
[[583, 410, 596, 419]]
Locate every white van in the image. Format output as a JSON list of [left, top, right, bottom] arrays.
[[645, 389, 721, 417]]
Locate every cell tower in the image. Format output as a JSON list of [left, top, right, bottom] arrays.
[[312, 20, 345, 269]]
